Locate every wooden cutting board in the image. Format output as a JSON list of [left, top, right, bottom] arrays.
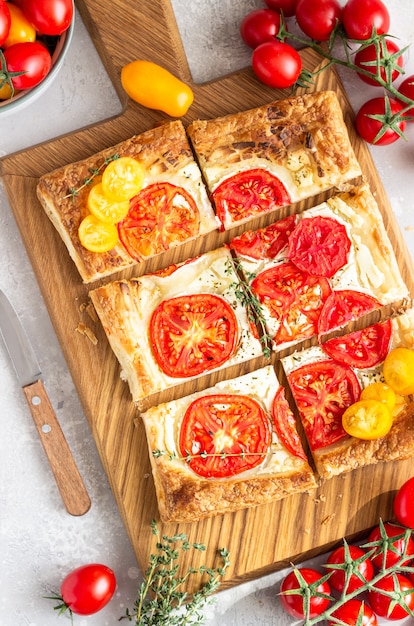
[[1, 0, 414, 593]]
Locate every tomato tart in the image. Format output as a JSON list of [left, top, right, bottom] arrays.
[[187, 90, 362, 230], [281, 309, 414, 480], [230, 184, 409, 351], [36, 120, 219, 283], [89, 246, 263, 406], [141, 365, 317, 523]]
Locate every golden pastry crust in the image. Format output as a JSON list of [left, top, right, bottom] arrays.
[[187, 91, 362, 229], [282, 310, 414, 480], [36, 120, 218, 283], [141, 366, 317, 523], [89, 247, 263, 406]]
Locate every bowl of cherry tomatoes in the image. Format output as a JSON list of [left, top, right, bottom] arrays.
[[0, 0, 74, 116]]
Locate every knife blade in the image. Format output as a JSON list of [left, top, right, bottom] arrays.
[[0, 289, 91, 516]]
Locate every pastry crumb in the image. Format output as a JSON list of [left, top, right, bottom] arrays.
[[76, 322, 98, 345]]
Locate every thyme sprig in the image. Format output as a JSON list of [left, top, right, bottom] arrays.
[[225, 258, 272, 358], [121, 521, 230, 625], [153, 447, 269, 464], [280, 520, 414, 625], [63, 153, 120, 202], [276, 19, 414, 139]]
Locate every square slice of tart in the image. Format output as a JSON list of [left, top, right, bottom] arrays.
[[89, 246, 263, 406], [141, 365, 317, 523], [37, 120, 219, 283], [187, 90, 362, 230], [281, 309, 414, 480], [229, 183, 410, 353]]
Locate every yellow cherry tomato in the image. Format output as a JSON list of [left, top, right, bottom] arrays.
[[342, 399, 393, 440], [101, 156, 144, 202], [121, 60, 194, 117], [0, 81, 13, 100], [3, 3, 36, 48], [360, 382, 396, 413], [87, 182, 130, 223], [78, 214, 119, 253], [383, 347, 414, 395]]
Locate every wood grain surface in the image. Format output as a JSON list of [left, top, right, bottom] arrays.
[[1, 0, 414, 593]]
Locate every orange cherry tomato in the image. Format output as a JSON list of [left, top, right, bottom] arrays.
[[383, 347, 414, 395], [120, 60, 194, 117], [3, 2, 36, 47]]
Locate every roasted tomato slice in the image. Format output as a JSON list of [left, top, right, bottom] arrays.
[[179, 393, 271, 478], [230, 215, 297, 260], [287, 215, 351, 278], [288, 360, 361, 450], [272, 386, 306, 460], [251, 261, 332, 345], [118, 182, 200, 260], [212, 168, 291, 228], [318, 290, 392, 369], [150, 294, 238, 378]]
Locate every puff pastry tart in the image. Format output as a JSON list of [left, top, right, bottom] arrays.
[[282, 309, 414, 480], [141, 365, 317, 523], [89, 247, 263, 407], [36, 120, 219, 283], [187, 90, 362, 230], [230, 183, 410, 353]]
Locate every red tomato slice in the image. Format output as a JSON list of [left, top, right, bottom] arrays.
[[318, 290, 392, 368], [288, 360, 361, 450], [118, 182, 200, 261], [179, 393, 271, 478], [150, 294, 238, 378], [318, 290, 381, 333], [212, 168, 291, 228], [230, 215, 297, 260], [251, 261, 332, 345], [272, 386, 306, 460], [287, 215, 351, 277]]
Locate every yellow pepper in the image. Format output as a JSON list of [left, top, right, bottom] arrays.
[[121, 60, 194, 117]]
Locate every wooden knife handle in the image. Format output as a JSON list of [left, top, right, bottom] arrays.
[[23, 379, 91, 516]]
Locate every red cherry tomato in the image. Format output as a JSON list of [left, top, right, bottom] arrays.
[[367, 522, 414, 569], [0, 0, 11, 46], [394, 477, 414, 528], [328, 599, 378, 626], [240, 9, 282, 49], [398, 74, 414, 121], [60, 564, 116, 616], [326, 545, 374, 593], [280, 567, 331, 619], [21, 0, 73, 35], [252, 40, 302, 89], [2, 41, 52, 90], [264, 0, 297, 17], [295, 0, 342, 41], [342, 0, 390, 40], [369, 573, 414, 620], [355, 39, 404, 86], [355, 96, 406, 145]]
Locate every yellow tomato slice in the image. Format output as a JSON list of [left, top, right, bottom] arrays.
[[383, 347, 414, 395], [87, 183, 130, 223], [360, 382, 396, 412], [342, 399, 392, 440], [101, 157, 145, 202], [78, 214, 119, 253]]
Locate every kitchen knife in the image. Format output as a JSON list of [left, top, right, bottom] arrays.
[[0, 289, 91, 516]]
